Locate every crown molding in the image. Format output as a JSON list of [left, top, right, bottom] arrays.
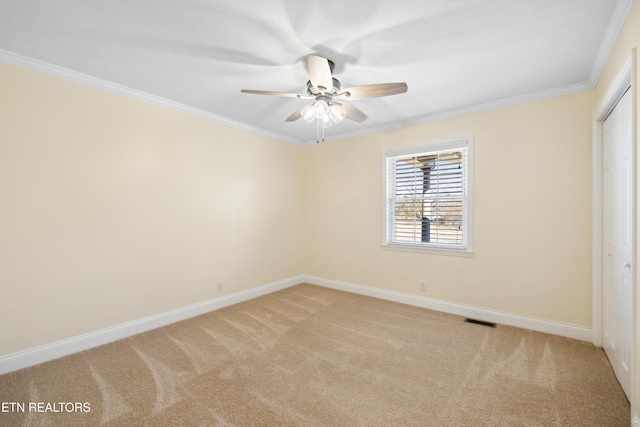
[[0, 46, 610, 147], [320, 79, 595, 144], [587, 0, 635, 85], [0, 49, 300, 145]]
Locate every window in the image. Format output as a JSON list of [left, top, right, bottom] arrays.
[[384, 137, 473, 255]]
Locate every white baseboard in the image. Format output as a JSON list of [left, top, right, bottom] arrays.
[[0, 276, 303, 375], [0, 274, 592, 375], [302, 275, 592, 342]]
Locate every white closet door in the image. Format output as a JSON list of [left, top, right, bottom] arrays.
[[602, 88, 632, 400]]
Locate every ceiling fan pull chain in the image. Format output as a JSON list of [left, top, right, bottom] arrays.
[[316, 117, 324, 143]]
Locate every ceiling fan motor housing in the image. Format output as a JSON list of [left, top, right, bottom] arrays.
[[306, 77, 341, 97]]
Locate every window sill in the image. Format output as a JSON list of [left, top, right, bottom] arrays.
[[381, 243, 474, 257]]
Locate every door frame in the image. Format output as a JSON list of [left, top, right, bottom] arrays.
[[592, 52, 637, 412], [593, 56, 633, 346]]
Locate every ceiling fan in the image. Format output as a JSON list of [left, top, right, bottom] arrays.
[[241, 55, 408, 142]]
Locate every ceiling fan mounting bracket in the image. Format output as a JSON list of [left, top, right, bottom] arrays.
[[325, 59, 335, 74]]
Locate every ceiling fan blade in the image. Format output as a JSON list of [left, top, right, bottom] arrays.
[[307, 55, 333, 91], [337, 82, 408, 100], [285, 103, 314, 122], [339, 102, 368, 123], [241, 89, 309, 98]]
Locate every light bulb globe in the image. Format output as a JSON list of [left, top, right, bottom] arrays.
[[329, 104, 346, 123], [301, 104, 315, 123], [314, 100, 329, 118]]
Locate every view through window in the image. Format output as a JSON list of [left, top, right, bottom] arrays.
[[385, 139, 471, 252]]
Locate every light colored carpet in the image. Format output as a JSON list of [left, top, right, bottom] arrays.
[[0, 284, 630, 426]]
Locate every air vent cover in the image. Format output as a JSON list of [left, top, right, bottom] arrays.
[[464, 318, 497, 328]]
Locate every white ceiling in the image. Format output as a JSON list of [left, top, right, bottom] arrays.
[[0, 0, 632, 145]]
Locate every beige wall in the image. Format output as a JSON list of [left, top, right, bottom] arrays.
[[302, 91, 594, 328], [0, 62, 305, 356], [0, 60, 596, 359]]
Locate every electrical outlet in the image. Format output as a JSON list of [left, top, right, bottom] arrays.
[[419, 281, 426, 292], [217, 282, 223, 293]]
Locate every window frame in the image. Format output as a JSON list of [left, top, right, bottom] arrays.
[[382, 136, 474, 257]]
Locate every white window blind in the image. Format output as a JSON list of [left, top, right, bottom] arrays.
[[386, 141, 469, 250]]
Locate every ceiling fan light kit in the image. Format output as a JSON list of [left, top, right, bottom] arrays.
[[241, 55, 408, 143]]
